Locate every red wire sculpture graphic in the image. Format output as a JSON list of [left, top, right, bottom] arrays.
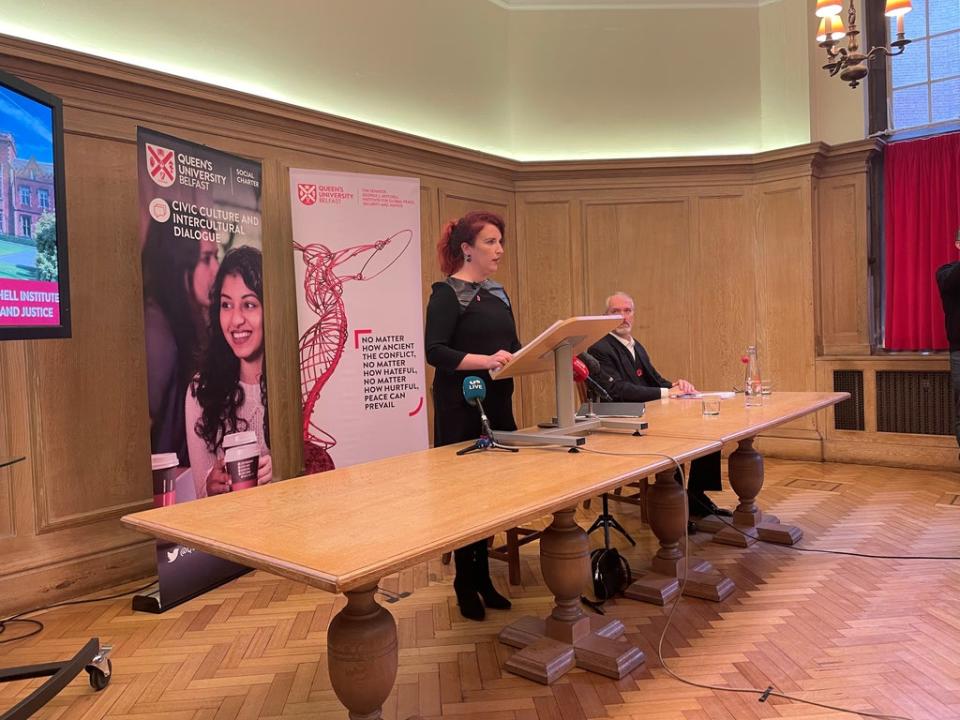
[[295, 229, 413, 473]]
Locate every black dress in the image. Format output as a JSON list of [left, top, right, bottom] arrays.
[[425, 277, 521, 446]]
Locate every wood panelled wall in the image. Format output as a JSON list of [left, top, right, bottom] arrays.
[[0, 37, 944, 614], [512, 152, 855, 456], [0, 37, 523, 614]]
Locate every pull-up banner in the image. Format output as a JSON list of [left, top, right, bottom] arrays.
[[136, 127, 267, 612], [288, 169, 428, 472]]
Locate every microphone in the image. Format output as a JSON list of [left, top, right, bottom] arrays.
[[462, 376, 494, 437], [572, 356, 590, 384], [576, 352, 614, 402]]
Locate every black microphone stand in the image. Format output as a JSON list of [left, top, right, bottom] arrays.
[[586, 493, 636, 546], [456, 434, 517, 455], [457, 400, 519, 456], [583, 387, 635, 545]]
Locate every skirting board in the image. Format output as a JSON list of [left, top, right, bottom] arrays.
[[0, 541, 155, 616]]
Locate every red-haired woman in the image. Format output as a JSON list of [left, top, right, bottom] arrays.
[[424, 211, 519, 621]]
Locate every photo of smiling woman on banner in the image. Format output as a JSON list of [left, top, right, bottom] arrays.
[[185, 245, 272, 498]]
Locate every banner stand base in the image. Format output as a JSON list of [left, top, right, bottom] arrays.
[[131, 568, 248, 614]]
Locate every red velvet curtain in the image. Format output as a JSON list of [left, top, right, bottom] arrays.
[[884, 132, 960, 351]]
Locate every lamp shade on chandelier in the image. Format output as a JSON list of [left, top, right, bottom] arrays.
[[816, 15, 846, 44], [815, 1, 843, 17], [814, 0, 913, 88], [883, 0, 912, 17]]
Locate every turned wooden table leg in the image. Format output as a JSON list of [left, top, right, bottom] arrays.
[[625, 469, 734, 604], [713, 436, 802, 547], [499, 507, 644, 683], [327, 582, 398, 720], [540, 507, 593, 645]]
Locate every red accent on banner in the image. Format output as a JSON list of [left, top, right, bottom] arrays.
[[146, 144, 175, 184], [354, 328, 372, 349], [297, 183, 318, 205], [408, 396, 424, 417]]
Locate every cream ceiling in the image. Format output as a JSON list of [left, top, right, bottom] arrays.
[[491, 0, 766, 7], [0, 0, 827, 159]]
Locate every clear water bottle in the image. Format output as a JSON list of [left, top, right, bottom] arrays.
[[743, 345, 763, 407]]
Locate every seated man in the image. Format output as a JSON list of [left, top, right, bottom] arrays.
[[587, 291, 730, 527]]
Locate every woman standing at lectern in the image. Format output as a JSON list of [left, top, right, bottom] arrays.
[[424, 210, 520, 621]]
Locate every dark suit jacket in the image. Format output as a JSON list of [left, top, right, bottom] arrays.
[[587, 333, 721, 494], [587, 333, 671, 403]]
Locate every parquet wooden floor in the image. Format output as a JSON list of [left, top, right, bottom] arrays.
[[2, 459, 960, 720]]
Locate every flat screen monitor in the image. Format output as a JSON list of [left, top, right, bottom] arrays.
[[0, 68, 71, 340]]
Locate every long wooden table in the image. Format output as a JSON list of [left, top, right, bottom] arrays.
[[124, 432, 719, 717], [122, 391, 846, 719]]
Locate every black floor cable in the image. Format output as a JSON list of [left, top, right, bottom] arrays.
[[0, 578, 158, 645]]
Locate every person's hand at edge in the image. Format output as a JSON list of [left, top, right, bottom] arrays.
[[484, 349, 514, 372], [257, 453, 273, 486], [670, 378, 697, 396], [206, 458, 231, 496]]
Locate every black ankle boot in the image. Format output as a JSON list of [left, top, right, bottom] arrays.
[[475, 540, 511, 610], [453, 547, 484, 621]]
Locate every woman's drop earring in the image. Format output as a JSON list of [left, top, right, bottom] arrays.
[[465, 255, 472, 263]]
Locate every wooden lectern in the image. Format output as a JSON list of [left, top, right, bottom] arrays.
[[489, 316, 647, 447]]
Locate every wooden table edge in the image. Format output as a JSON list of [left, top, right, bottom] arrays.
[[121, 440, 721, 593], [643, 393, 850, 443]]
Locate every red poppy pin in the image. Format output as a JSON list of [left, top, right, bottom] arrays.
[[636, 368, 643, 377]]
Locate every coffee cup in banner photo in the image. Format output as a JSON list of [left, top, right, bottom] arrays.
[[223, 431, 260, 491], [151, 453, 179, 507]]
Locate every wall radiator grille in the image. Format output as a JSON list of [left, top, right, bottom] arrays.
[[876, 371, 954, 436], [833, 370, 865, 431]]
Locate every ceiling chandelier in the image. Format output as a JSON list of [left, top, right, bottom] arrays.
[[815, 0, 912, 88]]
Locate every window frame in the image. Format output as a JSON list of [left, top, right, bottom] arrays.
[[869, 1, 960, 139]]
